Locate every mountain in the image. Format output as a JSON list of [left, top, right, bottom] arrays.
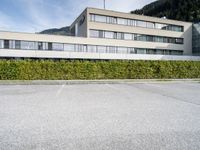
[[131, 0, 200, 23], [40, 26, 72, 36], [40, 0, 200, 35]]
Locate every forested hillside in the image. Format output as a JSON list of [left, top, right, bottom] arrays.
[[131, 0, 200, 23]]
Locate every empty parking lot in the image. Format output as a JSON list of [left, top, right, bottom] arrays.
[[0, 81, 200, 150]]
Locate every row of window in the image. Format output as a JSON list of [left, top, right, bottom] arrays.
[[0, 39, 183, 55], [90, 30, 184, 44], [90, 14, 184, 32]]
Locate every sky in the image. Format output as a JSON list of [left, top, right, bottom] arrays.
[[0, 0, 156, 33]]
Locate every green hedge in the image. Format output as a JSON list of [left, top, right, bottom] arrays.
[[0, 59, 200, 80]]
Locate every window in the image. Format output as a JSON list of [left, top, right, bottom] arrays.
[[135, 34, 147, 41], [136, 48, 146, 54], [117, 18, 127, 25], [9, 40, 15, 49], [116, 32, 124, 40], [136, 20, 147, 28], [87, 45, 97, 53], [90, 30, 99, 38], [163, 37, 168, 43], [146, 22, 155, 29], [147, 49, 156, 54], [38, 42, 43, 50], [48, 43, 52, 50], [175, 38, 184, 44], [64, 44, 75, 52], [4, 40, 9, 49], [15, 40, 21, 49], [95, 15, 106, 23], [127, 19, 134, 26], [164, 50, 170, 55], [21, 41, 36, 50], [155, 37, 164, 43], [107, 46, 117, 53], [105, 31, 114, 39], [155, 23, 167, 30], [128, 48, 136, 54], [0, 40, 4, 48], [97, 46, 107, 53], [156, 50, 164, 55], [75, 44, 87, 52], [90, 30, 104, 38], [172, 25, 183, 32], [107, 16, 117, 24], [124, 33, 133, 40], [90, 14, 95, 21], [171, 50, 183, 55], [117, 47, 127, 54], [168, 38, 176, 44], [146, 36, 154, 42], [52, 43, 63, 51]]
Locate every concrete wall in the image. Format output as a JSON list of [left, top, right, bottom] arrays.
[[0, 49, 200, 61]]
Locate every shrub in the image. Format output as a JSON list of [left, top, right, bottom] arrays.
[[0, 59, 199, 80]]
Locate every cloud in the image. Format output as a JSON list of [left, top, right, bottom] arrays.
[[0, 0, 156, 32]]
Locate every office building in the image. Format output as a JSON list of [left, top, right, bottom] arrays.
[[0, 7, 199, 61]]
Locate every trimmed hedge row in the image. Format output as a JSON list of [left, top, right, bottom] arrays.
[[0, 59, 200, 80]]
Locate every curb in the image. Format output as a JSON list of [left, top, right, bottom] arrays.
[[0, 79, 199, 85]]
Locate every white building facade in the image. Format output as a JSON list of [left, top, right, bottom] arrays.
[[0, 8, 199, 61]]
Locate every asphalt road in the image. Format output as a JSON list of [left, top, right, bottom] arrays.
[[0, 82, 200, 150]]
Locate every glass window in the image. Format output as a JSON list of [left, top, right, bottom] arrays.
[[95, 15, 106, 23], [38, 42, 43, 50], [171, 25, 183, 32], [117, 18, 127, 25], [124, 33, 133, 40], [164, 50, 170, 55], [4, 40, 9, 49], [52, 43, 63, 51], [168, 38, 176, 44], [155, 23, 167, 30], [136, 20, 147, 28], [64, 44, 75, 52], [87, 45, 97, 53], [156, 49, 164, 55], [163, 37, 168, 43], [9, 40, 15, 49], [97, 46, 107, 53], [135, 34, 147, 41], [0, 40, 4, 48], [21, 41, 36, 50], [75, 44, 87, 52], [99, 30, 104, 38], [90, 14, 95, 21], [107, 16, 117, 24], [107, 46, 117, 53], [147, 49, 156, 54], [146, 36, 154, 42], [128, 48, 136, 54], [175, 38, 184, 44], [155, 37, 164, 43], [146, 22, 155, 28], [48, 43, 52, 50], [136, 48, 146, 54], [116, 32, 124, 40], [127, 19, 134, 26], [15, 40, 21, 49], [105, 31, 114, 39], [90, 30, 99, 38], [117, 47, 127, 54]]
